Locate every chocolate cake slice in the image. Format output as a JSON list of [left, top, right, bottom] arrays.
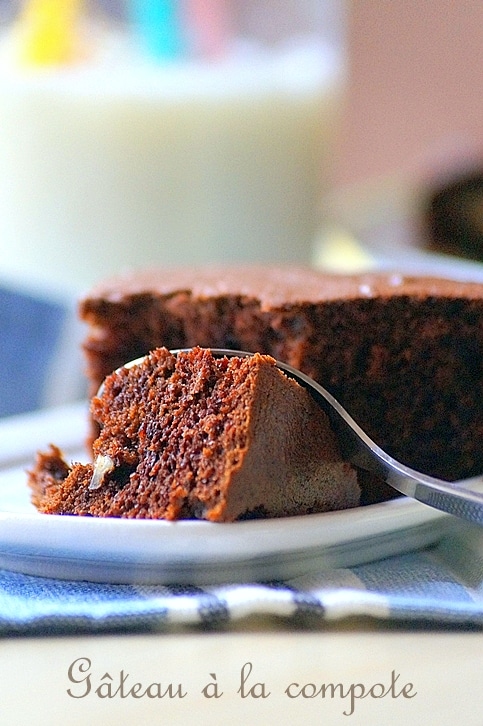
[[79, 265, 483, 481], [29, 348, 359, 521]]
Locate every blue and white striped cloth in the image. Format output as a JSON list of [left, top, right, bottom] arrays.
[[1, 526, 482, 635]]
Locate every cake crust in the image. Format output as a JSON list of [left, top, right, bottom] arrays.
[[83, 264, 483, 306]]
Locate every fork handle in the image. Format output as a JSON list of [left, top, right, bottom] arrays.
[[412, 481, 483, 526]]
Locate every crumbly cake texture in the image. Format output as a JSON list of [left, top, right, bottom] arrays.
[[29, 348, 359, 521], [79, 265, 483, 482]]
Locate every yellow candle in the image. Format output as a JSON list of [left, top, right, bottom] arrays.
[[16, 0, 83, 66]]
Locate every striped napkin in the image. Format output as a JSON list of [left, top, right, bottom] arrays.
[[0, 525, 482, 635]]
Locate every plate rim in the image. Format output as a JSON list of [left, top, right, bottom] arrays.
[[0, 485, 450, 564]]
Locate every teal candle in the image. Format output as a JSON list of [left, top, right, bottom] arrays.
[[130, 0, 184, 60]]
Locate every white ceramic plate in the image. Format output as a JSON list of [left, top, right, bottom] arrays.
[[0, 402, 454, 585]]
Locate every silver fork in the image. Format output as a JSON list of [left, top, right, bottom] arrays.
[[202, 349, 483, 527]]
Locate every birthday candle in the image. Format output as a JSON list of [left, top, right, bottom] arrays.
[[129, 0, 185, 61], [16, 0, 83, 66], [185, 0, 231, 59]]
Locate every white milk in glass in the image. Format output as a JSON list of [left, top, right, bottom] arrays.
[[0, 11, 342, 294]]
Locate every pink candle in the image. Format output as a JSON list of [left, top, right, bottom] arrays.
[[185, 0, 232, 59]]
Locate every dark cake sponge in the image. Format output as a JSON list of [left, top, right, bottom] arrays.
[[29, 347, 359, 521], [79, 265, 483, 481]]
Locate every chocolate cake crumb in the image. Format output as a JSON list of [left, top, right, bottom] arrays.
[[29, 348, 359, 521]]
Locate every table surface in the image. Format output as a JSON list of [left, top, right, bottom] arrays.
[[1, 620, 481, 726]]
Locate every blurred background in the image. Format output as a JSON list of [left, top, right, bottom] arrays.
[[318, 0, 483, 272], [0, 0, 345, 295], [0, 0, 481, 416]]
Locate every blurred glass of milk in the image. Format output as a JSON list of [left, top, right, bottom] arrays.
[[0, 0, 345, 294]]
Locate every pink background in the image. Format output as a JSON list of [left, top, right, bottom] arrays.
[[336, 0, 483, 190]]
